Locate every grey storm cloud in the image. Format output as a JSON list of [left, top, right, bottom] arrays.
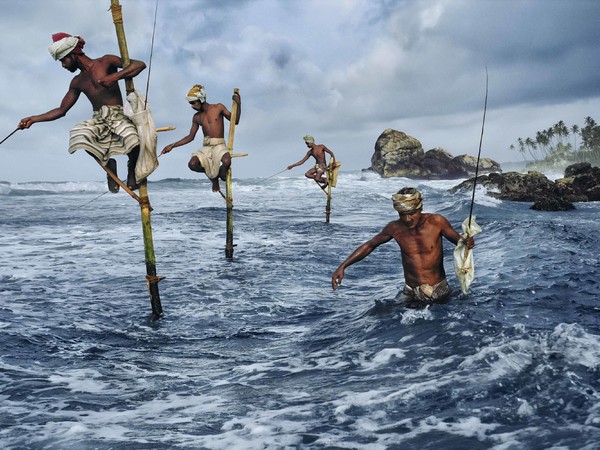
[[1, 0, 599, 182]]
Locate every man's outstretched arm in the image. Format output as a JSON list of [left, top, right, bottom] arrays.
[[19, 83, 81, 128], [331, 230, 393, 290], [287, 151, 311, 170]]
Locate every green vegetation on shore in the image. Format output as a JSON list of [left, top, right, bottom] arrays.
[[510, 117, 600, 171]]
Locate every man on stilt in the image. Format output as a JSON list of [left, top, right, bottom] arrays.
[[161, 84, 242, 193], [18, 33, 146, 193], [287, 135, 336, 189]]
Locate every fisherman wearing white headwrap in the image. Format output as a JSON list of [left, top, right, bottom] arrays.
[[19, 33, 147, 193], [287, 135, 336, 188], [185, 84, 207, 104], [48, 33, 85, 61], [332, 187, 475, 307], [161, 85, 241, 192]]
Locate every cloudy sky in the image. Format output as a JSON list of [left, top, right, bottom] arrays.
[[1, 0, 599, 182]]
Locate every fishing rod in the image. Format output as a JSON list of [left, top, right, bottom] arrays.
[[143, 0, 159, 110], [0, 128, 20, 145], [468, 67, 488, 229]]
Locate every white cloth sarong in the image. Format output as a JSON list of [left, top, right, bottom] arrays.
[[69, 105, 139, 165], [191, 137, 229, 179]]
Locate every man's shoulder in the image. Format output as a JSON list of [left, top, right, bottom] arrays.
[[423, 213, 450, 227], [97, 54, 119, 62], [383, 219, 402, 231]]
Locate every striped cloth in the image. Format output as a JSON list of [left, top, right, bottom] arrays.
[[68, 105, 139, 165], [403, 278, 452, 302]]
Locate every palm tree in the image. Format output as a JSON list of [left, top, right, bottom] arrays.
[[509, 143, 526, 161], [571, 124, 580, 160], [535, 131, 550, 158], [525, 137, 538, 161]]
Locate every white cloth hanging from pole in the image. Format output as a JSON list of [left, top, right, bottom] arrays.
[[124, 91, 159, 182], [453, 215, 482, 294]]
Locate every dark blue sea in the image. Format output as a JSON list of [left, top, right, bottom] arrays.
[[1, 171, 599, 449]]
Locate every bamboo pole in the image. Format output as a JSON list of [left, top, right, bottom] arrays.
[[225, 88, 239, 259], [110, 0, 162, 318], [325, 181, 332, 224], [325, 161, 333, 223]]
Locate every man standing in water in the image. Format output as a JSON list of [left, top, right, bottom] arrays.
[[161, 84, 241, 193], [331, 187, 475, 306], [287, 135, 336, 188], [18, 33, 146, 192]]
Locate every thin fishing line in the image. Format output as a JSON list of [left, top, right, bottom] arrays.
[[82, 190, 110, 206], [144, 0, 159, 110], [468, 67, 488, 228]]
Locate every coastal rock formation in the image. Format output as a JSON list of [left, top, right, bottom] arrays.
[[370, 129, 501, 179], [370, 129, 426, 178], [555, 162, 600, 202], [449, 162, 600, 211]]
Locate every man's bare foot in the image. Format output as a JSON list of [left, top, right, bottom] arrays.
[[126, 172, 139, 191], [211, 178, 220, 192], [127, 154, 139, 191], [106, 159, 120, 193]]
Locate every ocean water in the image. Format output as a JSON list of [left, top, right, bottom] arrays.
[[0, 171, 599, 449]]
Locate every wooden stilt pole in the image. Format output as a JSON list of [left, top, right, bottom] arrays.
[[325, 161, 333, 223], [110, 0, 162, 318], [325, 182, 332, 224], [225, 88, 239, 259]]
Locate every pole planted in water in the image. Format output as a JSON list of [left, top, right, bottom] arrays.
[[110, 0, 162, 318]]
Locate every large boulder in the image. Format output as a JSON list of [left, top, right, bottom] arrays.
[[370, 129, 426, 178], [422, 148, 455, 179], [449, 163, 600, 210], [370, 129, 501, 179], [555, 162, 600, 201], [449, 171, 561, 201], [450, 155, 502, 178]]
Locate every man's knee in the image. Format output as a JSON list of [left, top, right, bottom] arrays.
[[221, 152, 231, 166], [188, 157, 203, 172]]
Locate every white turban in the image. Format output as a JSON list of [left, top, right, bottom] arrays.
[[186, 84, 206, 103], [303, 135, 314, 144], [392, 190, 423, 213], [48, 36, 81, 61]]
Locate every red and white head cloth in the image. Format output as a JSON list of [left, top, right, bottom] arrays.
[[48, 33, 85, 61]]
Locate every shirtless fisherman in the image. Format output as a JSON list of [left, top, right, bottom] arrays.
[[18, 33, 146, 192], [331, 187, 475, 307], [287, 135, 336, 187], [160, 85, 241, 192]]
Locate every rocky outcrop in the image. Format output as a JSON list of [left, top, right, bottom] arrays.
[[555, 162, 600, 202], [370, 129, 426, 178], [449, 162, 600, 211], [370, 129, 501, 179]]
